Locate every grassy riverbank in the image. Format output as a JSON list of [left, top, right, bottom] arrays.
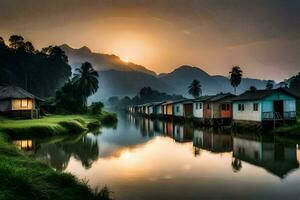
[[0, 112, 117, 138], [0, 113, 116, 200], [272, 119, 300, 136]]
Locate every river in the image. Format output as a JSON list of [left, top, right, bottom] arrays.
[[12, 113, 300, 199]]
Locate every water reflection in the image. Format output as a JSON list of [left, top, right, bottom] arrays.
[[11, 113, 300, 199], [233, 135, 299, 178]]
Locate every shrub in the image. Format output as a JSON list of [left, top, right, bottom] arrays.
[[89, 102, 104, 115], [100, 113, 117, 126]]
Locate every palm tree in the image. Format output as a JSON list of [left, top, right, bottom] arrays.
[[188, 80, 202, 98], [266, 80, 274, 90], [229, 66, 243, 94], [72, 62, 99, 107]]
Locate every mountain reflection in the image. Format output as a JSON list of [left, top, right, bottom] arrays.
[[11, 113, 300, 179]]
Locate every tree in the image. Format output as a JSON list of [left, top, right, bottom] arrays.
[[42, 46, 68, 63], [278, 81, 288, 88], [0, 36, 5, 47], [290, 72, 300, 94], [55, 81, 84, 113], [23, 41, 35, 53], [266, 80, 274, 90], [229, 66, 243, 94], [89, 102, 104, 114], [9, 35, 24, 49], [188, 80, 202, 98], [249, 85, 257, 91], [72, 62, 99, 107]]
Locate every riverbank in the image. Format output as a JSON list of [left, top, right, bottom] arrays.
[[0, 113, 116, 200], [272, 119, 300, 136]]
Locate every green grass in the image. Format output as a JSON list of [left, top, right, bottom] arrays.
[[0, 133, 111, 200], [0, 113, 117, 200], [272, 119, 300, 136], [0, 115, 102, 138]]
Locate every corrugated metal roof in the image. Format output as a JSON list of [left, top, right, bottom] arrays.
[[0, 86, 36, 100]]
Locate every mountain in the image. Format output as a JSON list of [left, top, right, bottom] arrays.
[[60, 44, 156, 76], [88, 70, 173, 102], [159, 65, 268, 96], [60, 44, 269, 100]]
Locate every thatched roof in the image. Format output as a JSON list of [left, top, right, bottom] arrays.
[[0, 86, 36, 100]]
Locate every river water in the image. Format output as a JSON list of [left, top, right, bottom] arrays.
[[12, 113, 300, 199]]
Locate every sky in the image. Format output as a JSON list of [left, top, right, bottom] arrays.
[[0, 0, 300, 81]]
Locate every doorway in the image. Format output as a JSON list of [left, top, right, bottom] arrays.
[[273, 100, 283, 118]]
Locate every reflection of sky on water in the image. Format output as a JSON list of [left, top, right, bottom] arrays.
[[12, 113, 300, 200]]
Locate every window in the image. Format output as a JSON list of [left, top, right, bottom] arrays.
[[21, 99, 28, 108], [199, 103, 202, 109], [176, 106, 179, 112], [207, 104, 211, 110], [222, 104, 230, 111], [238, 104, 244, 111], [222, 104, 226, 110], [196, 103, 199, 109], [253, 103, 259, 111]]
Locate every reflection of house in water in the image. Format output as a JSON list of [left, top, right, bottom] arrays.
[[233, 136, 299, 178], [13, 139, 36, 153], [173, 124, 193, 143], [163, 121, 174, 138], [146, 118, 155, 136], [153, 120, 164, 135], [193, 130, 232, 153]]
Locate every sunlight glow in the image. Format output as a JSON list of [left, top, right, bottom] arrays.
[[121, 150, 131, 160], [122, 58, 129, 63]]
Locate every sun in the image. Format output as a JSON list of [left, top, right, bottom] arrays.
[[122, 58, 129, 63]]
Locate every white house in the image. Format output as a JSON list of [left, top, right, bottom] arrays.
[[193, 96, 213, 119], [232, 88, 298, 123]]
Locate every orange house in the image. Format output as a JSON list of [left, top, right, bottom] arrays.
[[162, 101, 173, 116], [203, 102, 212, 119], [204, 93, 235, 120]]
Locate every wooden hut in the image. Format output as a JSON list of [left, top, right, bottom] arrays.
[[232, 88, 298, 127], [202, 93, 235, 125], [193, 96, 213, 120], [162, 101, 174, 118], [153, 101, 165, 116], [172, 99, 193, 118], [0, 86, 42, 119]]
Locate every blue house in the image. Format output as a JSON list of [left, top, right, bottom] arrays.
[[232, 88, 298, 124]]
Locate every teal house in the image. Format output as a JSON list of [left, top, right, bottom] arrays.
[[232, 88, 298, 124]]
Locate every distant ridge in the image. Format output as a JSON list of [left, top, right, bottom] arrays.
[[60, 44, 269, 99], [60, 44, 156, 76]]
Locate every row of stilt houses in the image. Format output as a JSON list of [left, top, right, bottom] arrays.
[[128, 88, 299, 128]]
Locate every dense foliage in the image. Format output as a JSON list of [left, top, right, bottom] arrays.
[[290, 72, 300, 95], [55, 62, 99, 113], [0, 35, 71, 97], [265, 80, 275, 90], [108, 86, 184, 109]]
